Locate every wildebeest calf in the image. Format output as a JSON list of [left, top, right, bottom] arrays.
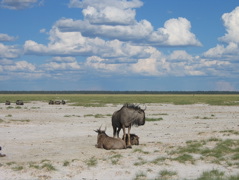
[[95, 127, 126, 150], [122, 134, 139, 145]]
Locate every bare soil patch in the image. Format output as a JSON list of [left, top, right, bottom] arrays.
[[0, 102, 238, 179]]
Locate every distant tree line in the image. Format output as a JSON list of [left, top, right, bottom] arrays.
[[0, 91, 238, 94]]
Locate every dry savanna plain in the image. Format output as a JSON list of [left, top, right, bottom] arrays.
[[0, 94, 239, 180]]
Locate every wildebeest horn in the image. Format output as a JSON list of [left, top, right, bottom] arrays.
[[99, 124, 102, 130], [143, 105, 147, 111]]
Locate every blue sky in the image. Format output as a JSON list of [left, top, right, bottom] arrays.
[[0, 0, 239, 91]]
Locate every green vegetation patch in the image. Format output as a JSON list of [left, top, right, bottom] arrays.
[[146, 117, 163, 122], [1, 94, 239, 106], [170, 138, 239, 166], [85, 156, 98, 167]]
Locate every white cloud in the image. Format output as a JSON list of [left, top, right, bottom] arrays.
[[52, 56, 76, 63], [168, 50, 193, 61], [219, 7, 239, 44], [43, 61, 81, 71], [0, 43, 21, 59], [0, 0, 41, 10], [0, 33, 16, 42], [69, 0, 143, 10], [204, 6, 239, 60], [86, 56, 119, 72], [4, 60, 35, 71], [56, 16, 201, 47], [156, 18, 202, 46]]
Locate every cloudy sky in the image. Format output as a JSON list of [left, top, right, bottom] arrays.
[[0, 0, 239, 91]]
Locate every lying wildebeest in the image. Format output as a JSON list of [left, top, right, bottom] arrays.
[[112, 103, 145, 148], [122, 134, 139, 145], [54, 100, 61, 105], [16, 100, 24, 105], [5, 100, 10, 105], [49, 100, 54, 105], [95, 126, 126, 150]]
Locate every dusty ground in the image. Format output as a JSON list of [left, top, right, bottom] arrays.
[[0, 102, 238, 180]]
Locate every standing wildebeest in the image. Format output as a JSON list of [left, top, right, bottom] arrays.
[[16, 100, 24, 105], [112, 103, 145, 148], [95, 127, 126, 150]]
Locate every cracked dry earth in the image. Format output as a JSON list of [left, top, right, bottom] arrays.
[[0, 102, 239, 180]]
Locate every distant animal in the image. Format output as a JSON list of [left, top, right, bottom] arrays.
[[94, 126, 126, 150], [49, 100, 54, 105], [16, 100, 24, 105], [54, 100, 61, 105], [0, 146, 6, 157], [112, 103, 145, 148], [5, 100, 11, 105], [122, 134, 139, 145], [62, 100, 66, 105]]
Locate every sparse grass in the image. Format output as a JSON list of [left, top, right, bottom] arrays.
[[146, 117, 163, 121], [0, 119, 4, 123], [6, 106, 14, 109], [85, 156, 97, 167], [63, 160, 70, 166], [134, 171, 147, 180], [151, 113, 168, 116], [84, 114, 109, 118], [41, 163, 56, 171], [109, 154, 123, 165], [220, 130, 239, 136], [170, 138, 239, 166], [133, 148, 149, 154], [151, 157, 167, 165], [155, 170, 177, 180], [12, 165, 24, 171], [5, 114, 12, 117], [196, 169, 224, 180], [173, 154, 195, 164], [134, 157, 147, 166], [10, 119, 30, 123], [6, 162, 16, 166]]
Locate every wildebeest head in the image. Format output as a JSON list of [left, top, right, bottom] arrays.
[[124, 103, 146, 126], [94, 126, 107, 135]]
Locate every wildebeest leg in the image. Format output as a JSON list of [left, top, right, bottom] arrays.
[[127, 126, 132, 148], [113, 127, 117, 138], [122, 125, 126, 144], [116, 127, 121, 138]]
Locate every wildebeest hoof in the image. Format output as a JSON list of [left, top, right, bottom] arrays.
[[126, 145, 132, 149]]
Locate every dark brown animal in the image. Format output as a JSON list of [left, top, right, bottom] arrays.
[[0, 146, 6, 157], [95, 127, 126, 150], [112, 104, 145, 148], [49, 100, 54, 105], [54, 100, 61, 105], [122, 134, 139, 145], [16, 100, 24, 105], [5, 101, 10, 105]]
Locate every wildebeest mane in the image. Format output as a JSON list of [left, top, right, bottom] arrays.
[[123, 103, 142, 111]]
